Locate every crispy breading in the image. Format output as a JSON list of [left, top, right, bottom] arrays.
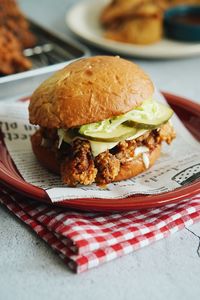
[[61, 139, 97, 187], [113, 139, 136, 163], [157, 122, 176, 144], [95, 151, 120, 185], [47, 122, 176, 186]]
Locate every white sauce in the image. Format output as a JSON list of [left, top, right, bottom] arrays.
[[142, 152, 150, 169], [134, 146, 149, 157]]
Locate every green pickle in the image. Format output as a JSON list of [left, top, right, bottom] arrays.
[[78, 100, 173, 142], [79, 125, 138, 142], [126, 100, 173, 129]]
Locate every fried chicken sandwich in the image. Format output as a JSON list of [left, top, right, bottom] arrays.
[[29, 56, 176, 187]]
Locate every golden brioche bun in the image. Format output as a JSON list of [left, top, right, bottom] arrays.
[[29, 56, 154, 129], [31, 130, 161, 183], [31, 131, 60, 174]]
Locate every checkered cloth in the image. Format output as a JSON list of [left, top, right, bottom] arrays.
[[0, 185, 200, 273]]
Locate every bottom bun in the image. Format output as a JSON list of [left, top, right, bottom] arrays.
[[114, 145, 161, 182], [31, 131, 60, 174], [31, 131, 161, 184]]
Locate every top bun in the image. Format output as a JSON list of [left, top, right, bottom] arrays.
[[29, 56, 154, 128]]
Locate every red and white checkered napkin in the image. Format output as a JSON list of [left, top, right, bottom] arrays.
[[0, 186, 200, 273]]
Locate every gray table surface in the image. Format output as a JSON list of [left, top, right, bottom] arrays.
[[1, 1, 200, 299]]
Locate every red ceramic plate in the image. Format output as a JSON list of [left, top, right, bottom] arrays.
[[0, 92, 200, 212]]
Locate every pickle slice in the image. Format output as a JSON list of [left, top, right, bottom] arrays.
[[79, 124, 138, 142], [126, 101, 173, 129], [124, 120, 165, 129]]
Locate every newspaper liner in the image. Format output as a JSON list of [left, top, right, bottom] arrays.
[[0, 91, 200, 202]]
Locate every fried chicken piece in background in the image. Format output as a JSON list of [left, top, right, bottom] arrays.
[[0, 0, 36, 75], [101, 0, 167, 26], [0, 0, 36, 48], [104, 17, 163, 45], [0, 27, 31, 75], [100, 0, 200, 45], [101, 0, 167, 45]]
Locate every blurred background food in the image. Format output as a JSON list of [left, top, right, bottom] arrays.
[[0, 0, 36, 75], [100, 0, 200, 45]]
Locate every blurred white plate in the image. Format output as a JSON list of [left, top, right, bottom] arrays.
[[66, 0, 200, 59]]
